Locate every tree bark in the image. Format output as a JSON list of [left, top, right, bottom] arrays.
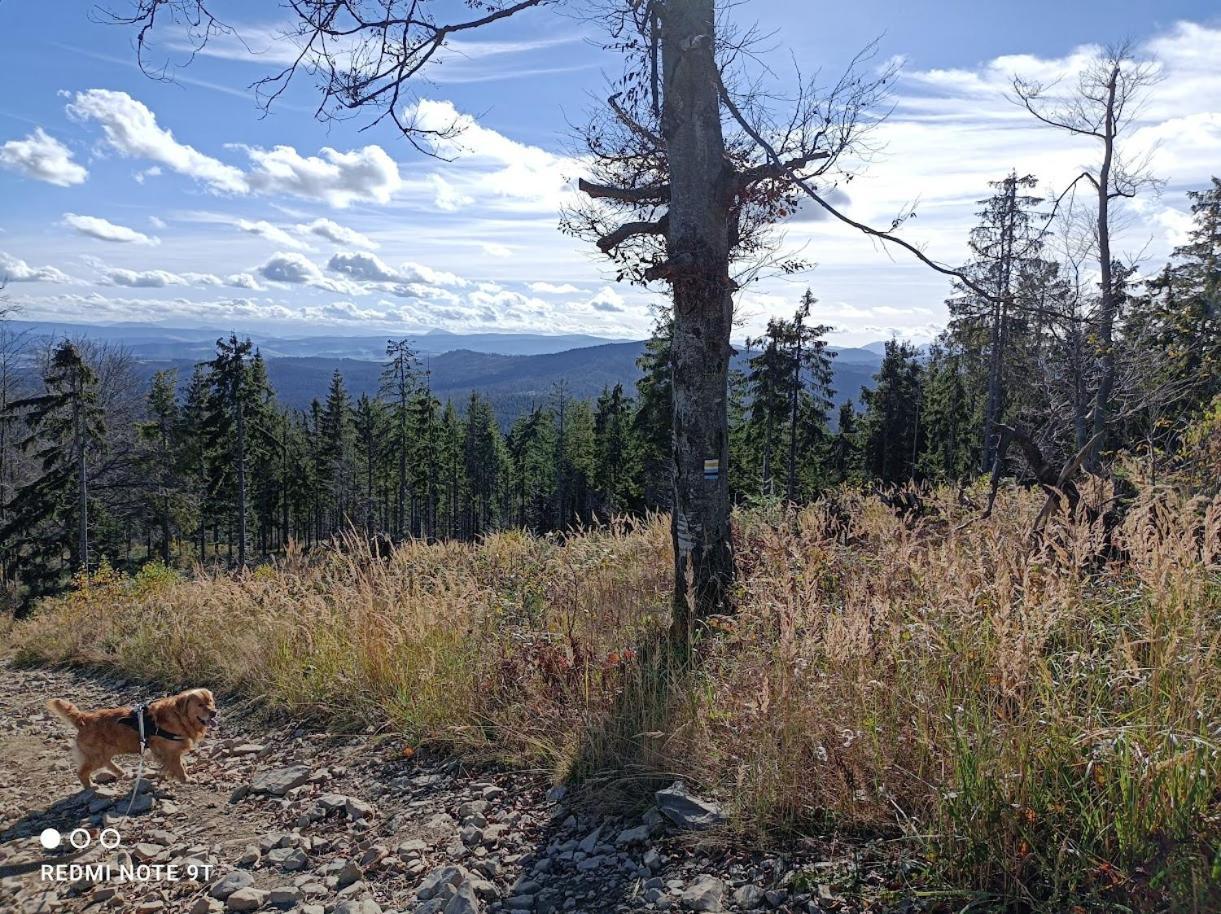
[[235, 394, 247, 567], [787, 314, 802, 503], [660, 0, 735, 647], [981, 176, 1016, 474], [1088, 63, 1120, 471]]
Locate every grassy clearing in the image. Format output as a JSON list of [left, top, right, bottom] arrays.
[[6, 485, 1219, 911]]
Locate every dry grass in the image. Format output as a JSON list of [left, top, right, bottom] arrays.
[[5, 485, 1219, 911]]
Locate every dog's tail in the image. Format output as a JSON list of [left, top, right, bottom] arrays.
[[46, 698, 86, 729]]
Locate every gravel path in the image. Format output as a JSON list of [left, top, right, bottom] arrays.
[[0, 663, 907, 914]]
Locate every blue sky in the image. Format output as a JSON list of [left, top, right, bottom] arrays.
[[1, 0, 1219, 344]]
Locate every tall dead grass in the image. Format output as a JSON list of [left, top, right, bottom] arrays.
[[6, 486, 1218, 911]]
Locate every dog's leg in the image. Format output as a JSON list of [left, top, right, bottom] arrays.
[[166, 752, 189, 782], [104, 760, 126, 777], [154, 745, 190, 782], [72, 743, 95, 790]]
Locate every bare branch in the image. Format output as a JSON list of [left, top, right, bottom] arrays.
[[716, 70, 997, 301], [737, 149, 831, 187], [578, 177, 669, 204], [597, 215, 668, 253]]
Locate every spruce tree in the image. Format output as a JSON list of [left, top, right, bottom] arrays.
[[1127, 179, 1221, 432], [593, 384, 640, 516], [202, 334, 260, 567], [634, 315, 673, 511], [137, 370, 186, 564], [409, 378, 442, 540], [859, 341, 924, 485], [918, 343, 977, 481], [947, 173, 1046, 472], [2, 341, 104, 600], [462, 394, 502, 537], [381, 339, 418, 538], [320, 370, 354, 534], [352, 393, 384, 538], [744, 290, 835, 501]]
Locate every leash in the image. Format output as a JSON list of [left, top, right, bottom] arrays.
[[122, 704, 148, 818]]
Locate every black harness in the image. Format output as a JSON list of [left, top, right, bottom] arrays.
[[119, 704, 185, 747]]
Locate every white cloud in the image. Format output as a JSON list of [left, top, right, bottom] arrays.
[[236, 218, 306, 249], [258, 251, 324, 285], [297, 217, 378, 249], [225, 272, 264, 290], [244, 144, 403, 207], [0, 252, 71, 283], [528, 281, 580, 294], [587, 287, 625, 313], [428, 174, 474, 211], [103, 267, 191, 288], [325, 251, 469, 290], [254, 253, 358, 294], [67, 89, 248, 193], [149, 216, 167, 229], [327, 251, 399, 283], [408, 99, 573, 212], [304, 300, 389, 322], [14, 290, 300, 325], [481, 242, 513, 258], [63, 213, 159, 245], [96, 263, 255, 290], [399, 261, 467, 288], [0, 128, 88, 186], [65, 89, 400, 208]]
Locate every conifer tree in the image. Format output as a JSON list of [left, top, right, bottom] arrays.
[[2, 341, 104, 600], [947, 173, 1046, 473], [918, 343, 977, 481], [634, 315, 673, 511], [409, 378, 442, 540], [202, 334, 260, 567], [352, 393, 384, 538], [381, 339, 418, 539], [138, 370, 186, 564], [859, 341, 924, 484], [562, 399, 597, 527], [593, 384, 640, 516], [744, 290, 835, 501], [463, 393, 502, 537], [1127, 179, 1221, 432], [321, 370, 354, 534], [440, 400, 464, 539], [829, 400, 860, 483]]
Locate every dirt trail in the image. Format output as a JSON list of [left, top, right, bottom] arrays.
[[0, 664, 902, 914]]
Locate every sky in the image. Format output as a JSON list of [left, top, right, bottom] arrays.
[[0, 0, 1218, 346]]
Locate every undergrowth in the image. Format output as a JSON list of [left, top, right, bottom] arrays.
[[6, 484, 1219, 912]]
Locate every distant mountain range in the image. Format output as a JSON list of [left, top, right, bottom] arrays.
[[5, 320, 626, 361], [7, 320, 885, 425]]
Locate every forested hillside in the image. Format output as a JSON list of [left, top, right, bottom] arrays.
[[123, 340, 880, 423], [2, 178, 1218, 602]]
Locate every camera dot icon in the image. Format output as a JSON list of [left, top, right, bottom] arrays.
[[39, 828, 61, 850]]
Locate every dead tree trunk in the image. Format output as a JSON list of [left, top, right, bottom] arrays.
[[235, 392, 247, 568], [1088, 62, 1120, 471], [661, 0, 735, 644]]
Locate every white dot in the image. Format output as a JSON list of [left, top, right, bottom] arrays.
[[39, 828, 61, 849]]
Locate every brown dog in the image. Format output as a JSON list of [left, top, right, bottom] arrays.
[[46, 689, 218, 788]]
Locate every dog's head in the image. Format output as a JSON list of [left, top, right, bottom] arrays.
[[177, 688, 219, 733]]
